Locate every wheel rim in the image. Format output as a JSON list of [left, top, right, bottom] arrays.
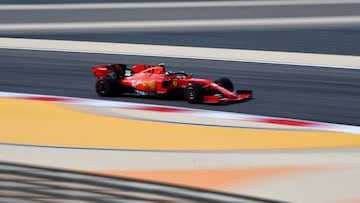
[[98, 81, 107, 94], [187, 87, 195, 100]]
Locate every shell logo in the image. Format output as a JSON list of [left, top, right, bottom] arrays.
[[149, 80, 156, 90]]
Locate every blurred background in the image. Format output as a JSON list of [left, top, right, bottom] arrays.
[[1, 0, 360, 203]]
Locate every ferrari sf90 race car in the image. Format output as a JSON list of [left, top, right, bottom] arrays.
[[92, 63, 252, 104]]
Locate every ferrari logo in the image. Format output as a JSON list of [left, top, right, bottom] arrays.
[[142, 81, 147, 88], [173, 81, 178, 87]]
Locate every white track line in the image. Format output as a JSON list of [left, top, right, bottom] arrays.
[[1, 17, 360, 32], [1, 37, 360, 69], [1, 0, 360, 10]]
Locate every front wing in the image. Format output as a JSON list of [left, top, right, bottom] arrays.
[[202, 90, 253, 104]]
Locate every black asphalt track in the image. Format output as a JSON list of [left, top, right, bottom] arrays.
[[1, 0, 359, 125], [2, 4, 360, 24], [1, 0, 360, 56], [5, 28, 360, 55], [0, 49, 359, 125]]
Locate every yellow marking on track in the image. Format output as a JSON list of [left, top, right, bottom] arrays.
[[1, 98, 360, 150]]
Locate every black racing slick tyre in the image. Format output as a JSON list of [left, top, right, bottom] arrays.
[[95, 77, 119, 97], [215, 77, 234, 92], [184, 83, 204, 103]]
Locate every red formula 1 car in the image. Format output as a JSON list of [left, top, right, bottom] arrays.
[[92, 63, 252, 104]]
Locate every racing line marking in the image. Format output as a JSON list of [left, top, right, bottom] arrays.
[[1, 16, 360, 32], [1, 91, 359, 134], [0, 37, 359, 70], [1, 0, 359, 10], [0, 99, 359, 152]]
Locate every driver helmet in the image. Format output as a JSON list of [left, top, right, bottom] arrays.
[[158, 63, 165, 68]]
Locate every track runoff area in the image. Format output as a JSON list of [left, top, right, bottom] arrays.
[[0, 37, 359, 152], [1, 39, 360, 202]]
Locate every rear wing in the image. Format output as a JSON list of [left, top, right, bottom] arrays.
[[92, 64, 127, 78]]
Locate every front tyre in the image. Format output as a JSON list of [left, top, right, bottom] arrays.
[[215, 77, 234, 92], [95, 77, 118, 97], [184, 83, 204, 103]]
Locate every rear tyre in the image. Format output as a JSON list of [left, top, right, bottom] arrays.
[[215, 77, 234, 92], [184, 83, 204, 103], [95, 77, 119, 97]]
